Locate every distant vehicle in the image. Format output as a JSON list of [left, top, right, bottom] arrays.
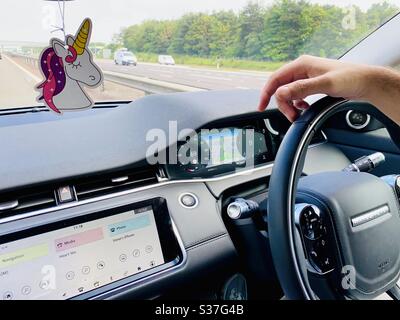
[[158, 55, 175, 65], [114, 49, 137, 66]]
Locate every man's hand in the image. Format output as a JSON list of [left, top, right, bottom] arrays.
[[258, 55, 400, 123]]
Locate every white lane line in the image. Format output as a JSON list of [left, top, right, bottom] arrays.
[[4, 55, 41, 82], [236, 86, 250, 89], [196, 74, 233, 81]]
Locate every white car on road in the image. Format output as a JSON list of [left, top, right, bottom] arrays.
[[158, 55, 175, 65], [114, 50, 137, 66]]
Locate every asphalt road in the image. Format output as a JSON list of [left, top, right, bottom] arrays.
[[0, 55, 40, 108], [0, 55, 270, 109], [98, 60, 270, 91]]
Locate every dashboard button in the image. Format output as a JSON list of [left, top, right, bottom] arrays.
[[179, 193, 198, 208], [119, 254, 127, 262]]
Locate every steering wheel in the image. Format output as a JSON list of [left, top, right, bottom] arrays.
[[268, 96, 400, 300]]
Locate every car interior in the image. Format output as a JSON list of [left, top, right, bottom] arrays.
[[2, 0, 400, 302]]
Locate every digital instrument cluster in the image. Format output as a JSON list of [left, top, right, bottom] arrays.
[[165, 120, 275, 179]]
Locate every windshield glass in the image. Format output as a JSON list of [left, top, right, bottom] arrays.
[[0, 0, 399, 109]]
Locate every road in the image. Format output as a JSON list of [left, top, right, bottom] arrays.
[[98, 60, 270, 91], [0, 55, 271, 109], [0, 55, 39, 108], [0, 55, 145, 109]]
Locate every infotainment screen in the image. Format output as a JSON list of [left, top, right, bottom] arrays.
[[0, 199, 181, 300]]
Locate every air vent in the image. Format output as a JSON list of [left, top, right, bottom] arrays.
[[0, 189, 56, 217], [0, 166, 159, 220], [75, 167, 159, 201]]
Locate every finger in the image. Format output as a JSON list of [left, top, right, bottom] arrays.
[[293, 99, 310, 110], [275, 87, 301, 122], [258, 56, 314, 111], [277, 76, 332, 101], [275, 76, 331, 122]]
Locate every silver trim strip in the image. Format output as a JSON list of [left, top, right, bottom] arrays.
[[264, 118, 279, 136], [0, 200, 19, 211], [0, 163, 274, 225], [351, 205, 391, 227]]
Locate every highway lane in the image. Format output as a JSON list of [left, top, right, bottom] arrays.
[[97, 60, 270, 91], [0, 55, 40, 108], [0, 55, 270, 109]]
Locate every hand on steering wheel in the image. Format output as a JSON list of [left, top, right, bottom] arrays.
[[258, 55, 400, 125]]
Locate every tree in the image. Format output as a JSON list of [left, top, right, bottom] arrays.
[[112, 0, 399, 62]]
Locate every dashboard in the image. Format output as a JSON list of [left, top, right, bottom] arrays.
[[0, 89, 393, 300]]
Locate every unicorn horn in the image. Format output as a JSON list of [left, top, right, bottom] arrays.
[[73, 19, 91, 55]]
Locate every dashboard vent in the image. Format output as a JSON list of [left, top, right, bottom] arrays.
[[0, 189, 56, 217], [0, 167, 159, 220], [75, 167, 159, 201]]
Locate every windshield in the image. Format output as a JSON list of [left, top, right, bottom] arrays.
[[0, 0, 399, 109]]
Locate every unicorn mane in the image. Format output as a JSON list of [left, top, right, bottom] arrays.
[[37, 47, 66, 113]]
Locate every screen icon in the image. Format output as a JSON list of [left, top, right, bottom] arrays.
[[3, 291, 13, 300], [82, 266, 90, 275], [21, 286, 32, 296], [66, 271, 75, 280], [97, 261, 105, 270]]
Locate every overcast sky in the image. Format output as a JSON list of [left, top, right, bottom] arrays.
[[1, 0, 400, 43]]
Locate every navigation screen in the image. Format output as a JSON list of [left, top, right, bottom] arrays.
[[202, 129, 246, 167], [0, 206, 165, 300]]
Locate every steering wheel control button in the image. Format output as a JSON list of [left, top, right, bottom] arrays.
[[295, 203, 335, 274], [97, 261, 105, 270], [119, 254, 127, 262], [179, 193, 198, 209], [299, 205, 323, 240]]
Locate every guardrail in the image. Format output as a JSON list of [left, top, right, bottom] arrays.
[[6, 53, 204, 95]]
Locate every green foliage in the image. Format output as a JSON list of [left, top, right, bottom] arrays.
[[110, 0, 398, 67]]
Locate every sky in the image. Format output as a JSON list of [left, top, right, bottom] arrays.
[[1, 0, 400, 43]]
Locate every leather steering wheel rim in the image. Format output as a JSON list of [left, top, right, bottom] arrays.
[[267, 96, 400, 300]]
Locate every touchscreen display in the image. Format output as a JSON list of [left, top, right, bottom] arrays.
[[0, 206, 165, 300]]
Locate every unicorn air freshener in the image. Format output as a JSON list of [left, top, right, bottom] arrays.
[[36, 18, 103, 114]]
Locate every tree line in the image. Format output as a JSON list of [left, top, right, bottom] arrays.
[[111, 0, 398, 62]]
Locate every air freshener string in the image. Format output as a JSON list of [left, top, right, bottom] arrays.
[[50, 0, 67, 41]]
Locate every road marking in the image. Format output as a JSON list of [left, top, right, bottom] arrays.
[[196, 74, 233, 81], [4, 55, 41, 82], [236, 86, 250, 89]]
